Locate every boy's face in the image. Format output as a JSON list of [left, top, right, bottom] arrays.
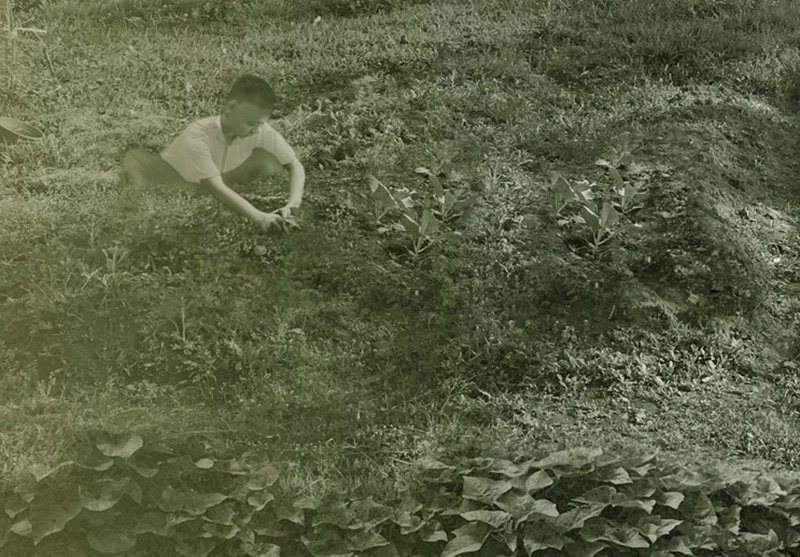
[[223, 100, 273, 139]]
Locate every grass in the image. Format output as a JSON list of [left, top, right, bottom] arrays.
[[3, 0, 800, 510]]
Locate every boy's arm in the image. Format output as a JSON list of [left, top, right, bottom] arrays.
[[201, 175, 284, 232], [278, 158, 305, 217]]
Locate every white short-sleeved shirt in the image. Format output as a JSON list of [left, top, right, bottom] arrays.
[[160, 116, 296, 184]]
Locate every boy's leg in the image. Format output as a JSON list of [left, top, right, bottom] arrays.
[[122, 148, 199, 194], [222, 148, 284, 186]]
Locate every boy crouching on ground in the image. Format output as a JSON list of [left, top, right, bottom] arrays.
[[123, 74, 304, 233]]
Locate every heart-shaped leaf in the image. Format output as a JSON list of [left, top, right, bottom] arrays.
[[462, 476, 514, 504], [159, 486, 227, 515], [656, 491, 684, 510], [526, 470, 554, 493], [555, 505, 606, 533], [302, 529, 353, 557], [523, 521, 566, 553], [580, 517, 650, 548], [30, 488, 84, 544], [247, 490, 275, 511], [96, 434, 143, 459], [418, 519, 447, 543], [5, 492, 32, 519], [564, 541, 609, 557], [441, 521, 492, 557], [459, 510, 511, 528], [79, 478, 132, 512], [636, 516, 683, 543], [348, 530, 391, 552], [176, 538, 216, 557], [247, 463, 280, 491], [87, 529, 137, 554]]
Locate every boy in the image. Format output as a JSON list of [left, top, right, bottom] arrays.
[[123, 74, 304, 233]]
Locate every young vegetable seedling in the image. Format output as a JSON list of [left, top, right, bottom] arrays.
[[415, 167, 466, 222], [610, 167, 648, 214]]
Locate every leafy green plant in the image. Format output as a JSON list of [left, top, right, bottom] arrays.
[[368, 175, 396, 223], [579, 201, 643, 250], [415, 167, 467, 222], [4, 435, 800, 557], [595, 133, 634, 170], [609, 167, 649, 214], [368, 173, 442, 261], [400, 209, 439, 259], [551, 173, 596, 215]]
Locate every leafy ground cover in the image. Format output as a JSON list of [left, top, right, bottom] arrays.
[[3, 0, 800, 554]]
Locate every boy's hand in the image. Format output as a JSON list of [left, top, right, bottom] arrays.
[[273, 205, 301, 230], [256, 212, 288, 234], [276, 204, 298, 219]]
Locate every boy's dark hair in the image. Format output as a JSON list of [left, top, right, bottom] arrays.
[[227, 74, 277, 109]]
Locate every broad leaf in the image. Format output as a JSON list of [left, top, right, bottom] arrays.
[[580, 517, 650, 548], [5, 492, 32, 519], [247, 463, 280, 490], [96, 434, 143, 459], [302, 529, 353, 557], [348, 531, 391, 552], [564, 541, 609, 557], [313, 507, 359, 529], [441, 521, 492, 557], [679, 491, 716, 524], [459, 510, 511, 528], [399, 213, 420, 239], [29, 488, 83, 544], [176, 538, 216, 557], [349, 497, 393, 530], [573, 486, 616, 506], [87, 529, 137, 554], [580, 206, 601, 233], [530, 448, 603, 472], [420, 210, 439, 237], [526, 470, 554, 493], [609, 167, 624, 189], [126, 458, 159, 478], [158, 486, 227, 515], [202, 521, 241, 539], [75, 451, 115, 472], [418, 519, 447, 543], [206, 503, 237, 525], [523, 522, 566, 553], [430, 175, 445, 197], [599, 202, 619, 229], [656, 491, 684, 510], [247, 490, 275, 511], [653, 535, 693, 555], [554, 505, 606, 533], [79, 478, 132, 511], [194, 458, 215, 469], [636, 516, 683, 543], [461, 476, 513, 504]]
